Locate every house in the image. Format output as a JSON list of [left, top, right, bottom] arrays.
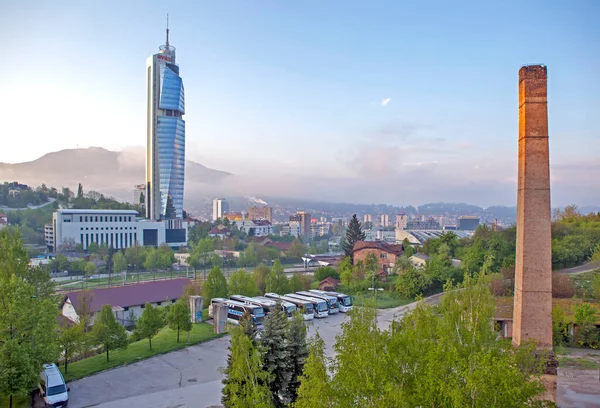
[[409, 253, 430, 268], [318, 277, 340, 291], [208, 227, 231, 239], [352, 240, 403, 271], [0, 213, 7, 230], [61, 278, 191, 327]]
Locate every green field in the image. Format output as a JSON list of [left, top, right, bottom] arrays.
[[61, 322, 222, 382], [351, 291, 413, 309], [570, 270, 600, 299]]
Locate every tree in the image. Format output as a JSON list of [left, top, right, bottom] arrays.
[[125, 245, 144, 270], [253, 264, 271, 294], [166, 299, 192, 343], [286, 312, 308, 403], [269, 259, 290, 295], [394, 267, 431, 298], [0, 340, 37, 408], [77, 183, 84, 199], [202, 266, 228, 304], [314, 266, 339, 282], [144, 247, 158, 271], [112, 251, 127, 273], [592, 272, 600, 300], [342, 214, 366, 263], [56, 254, 69, 271], [22, 264, 56, 299], [91, 304, 128, 362], [87, 241, 100, 254], [259, 306, 290, 407], [289, 273, 303, 292], [137, 303, 164, 350], [338, 256, 353, 286], [228, 269, 259, 297], [85, 261, 97, 277], [288, 240, 308, 259], [58, 324, 83, 374], [221, 325, 274, 408], [294, 333, 334, 408]]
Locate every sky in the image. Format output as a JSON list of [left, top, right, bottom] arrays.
[[1, 0, 599, 207]]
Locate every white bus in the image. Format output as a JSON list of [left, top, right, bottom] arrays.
[[230, 295, 297, 318], [264, 293, 314, 320], [296, 291, 339, 314], [253, 296, 298, 318], [209, 298, 265, 329], [309, 290, 353, 312], [285, 293, 329, 318]]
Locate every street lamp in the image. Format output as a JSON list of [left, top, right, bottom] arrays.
[[368, 287, 384, 305]]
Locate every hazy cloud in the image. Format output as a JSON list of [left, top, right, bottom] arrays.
[[381, 97, 392, 106]]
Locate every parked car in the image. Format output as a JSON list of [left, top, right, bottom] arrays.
[[39, 363, 69, 407]]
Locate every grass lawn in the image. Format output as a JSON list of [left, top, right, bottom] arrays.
[[558, 355, 600, 370], [61, 322, 223, 382], [352, 291, 413, 309]]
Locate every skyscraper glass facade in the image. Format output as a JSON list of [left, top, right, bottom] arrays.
[[146, 38, 185, 220]]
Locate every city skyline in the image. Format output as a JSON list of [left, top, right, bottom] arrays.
[[1, 1, 599, 207]]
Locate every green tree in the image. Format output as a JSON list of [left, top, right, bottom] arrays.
[[22, 264, 56, 299], [592, 272, 600, 300], [314, 266, 339, 282], [0, 340, 37, 408], [87, 242, 100, 254], [259, 306, 290, 407], [289, 273, 303, 292], [203, 266, 228, 304], [144, 247, 158, 271], [125, 245, 144, 270], [268, 259, 290, 295], [288, 240, 308, 259], [253, 264, 271, 294], [574, 303, 599, 348], [342, 214, 366, 262], [91, 304, 128, 362], [84, 261, 97, 276], [286, 312, 308, 403], [112, 251, 127, 273], [221, 325, 273, 408], [402, 238, 416, 257], [228, 269, 259, 297], [338, 256, 353, 286], [56, 254, 69, 271], [58, 324, 83, 374], [166, 299, 192, 343], [137, 303, 164, 350], [394, 267, 431, 298], [294, 333, 334, 408]]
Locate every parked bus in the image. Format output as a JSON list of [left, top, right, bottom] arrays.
[[253, 296, 298, 318], [209, 298, 265, 329], [285, 293, 329, 318], [309, 290, 353, 312], [230, 295, 297, 318], [264, 293, 314, 320], [296, 291, 339, 314]]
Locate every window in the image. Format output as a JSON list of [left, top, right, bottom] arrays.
[[141, 304, 145, 309], [157, 302, 162, 306], [123, 307, 129, 311], [110, 216, 113, 222], [85, 216, 88, 222], [119, 216, 122, 222], [80, 216, 83, 222], [380, 253, 387, 259], [95, 216, 98, 222]]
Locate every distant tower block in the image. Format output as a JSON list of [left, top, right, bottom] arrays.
[[512, 65, 552, 350]]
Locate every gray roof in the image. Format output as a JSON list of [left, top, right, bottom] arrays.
[[58, 209, 138, 215]]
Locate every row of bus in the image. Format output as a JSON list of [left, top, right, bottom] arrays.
[[208, 290, 353, 329]]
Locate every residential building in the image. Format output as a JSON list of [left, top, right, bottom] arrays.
[[50, 209, 187, 251], [233, 219, 273, 237], [212, 198, 229, 221], [380, 214, 389, 227], [44, 223, 54, 250], [311, 223, 331, 238], [248, 206, 272, 223], [352, 240, 404, 272], [406, 217, 441, 230], [296, 211, 312, 241], [209, 227, 231, 240], [0, 212, 8, 230], [395, 213, 408, 230], [280, 222, 301, 238], [222, 211, 243, 221], [133, 184, 146, 209], [409, 253, 430, 269], [61, 279, 190, 327], [318, 277, 340, 291], [458, 216, 480, 231], [363, 214, 372, 223], [146, 24, 186, 221]]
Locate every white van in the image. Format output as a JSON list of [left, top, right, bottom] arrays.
[[39, 363, 69, 407]]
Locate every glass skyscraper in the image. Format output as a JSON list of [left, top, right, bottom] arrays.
[[146, 27, 185, 220]]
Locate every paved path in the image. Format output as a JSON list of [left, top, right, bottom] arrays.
[[555, 262, 599, 275], [68, 294, 444, 408]]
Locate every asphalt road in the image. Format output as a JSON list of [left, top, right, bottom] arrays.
[[555, 262, 599, 275], [67, 293, 444, 408]]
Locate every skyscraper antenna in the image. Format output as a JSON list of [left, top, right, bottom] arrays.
[[166, 13, 170, 47]]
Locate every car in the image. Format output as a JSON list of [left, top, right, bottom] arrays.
[[39, 363, 69, 407]]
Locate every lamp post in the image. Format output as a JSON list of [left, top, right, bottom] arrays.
[[367, 287, 384, 306]]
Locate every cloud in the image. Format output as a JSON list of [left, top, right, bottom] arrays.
[[381, 97, 392, 106]]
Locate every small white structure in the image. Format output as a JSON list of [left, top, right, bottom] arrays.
[[234, 219, 273, 237]]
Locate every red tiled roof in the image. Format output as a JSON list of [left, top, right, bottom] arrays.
[[319, 277, 339, 286], [64, 278, 191, 313], [209, 227, 230, 234], [353, 240, 403, 255], [248, 236, 271, 244], [267, 241, 293, 251]]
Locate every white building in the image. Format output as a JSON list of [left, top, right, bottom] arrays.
[[395, 214, 408, 230], [363, 214, 372, 223], [233, 219, 273, 237], [50, 209, 187, 251], [280, 222, 301, 238], [380, 214, 389, 227], [212, 198, 229, 221]]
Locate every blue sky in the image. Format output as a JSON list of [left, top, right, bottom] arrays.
[[1, 0, 598, 206]]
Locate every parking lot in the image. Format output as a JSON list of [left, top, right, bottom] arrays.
[[67, 295, 442, 408]]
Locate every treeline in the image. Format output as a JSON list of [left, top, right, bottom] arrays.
[[0, 182, 49, 208], [422, 205, 600, 273], [225, 275, 551, 407]]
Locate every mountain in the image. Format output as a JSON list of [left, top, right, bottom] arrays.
[[0, 147, 231, 201]]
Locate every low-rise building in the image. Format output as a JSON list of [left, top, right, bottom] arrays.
[[409, 253, 430, 268], [234, 219, 273, 237], [318, 277, 340, 291], [209, 227, 231, 239], [50, 209, 187, 251], [352, 240, 404, 271], [61, 278, 190, 327], [0, 212, 8, 230]]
